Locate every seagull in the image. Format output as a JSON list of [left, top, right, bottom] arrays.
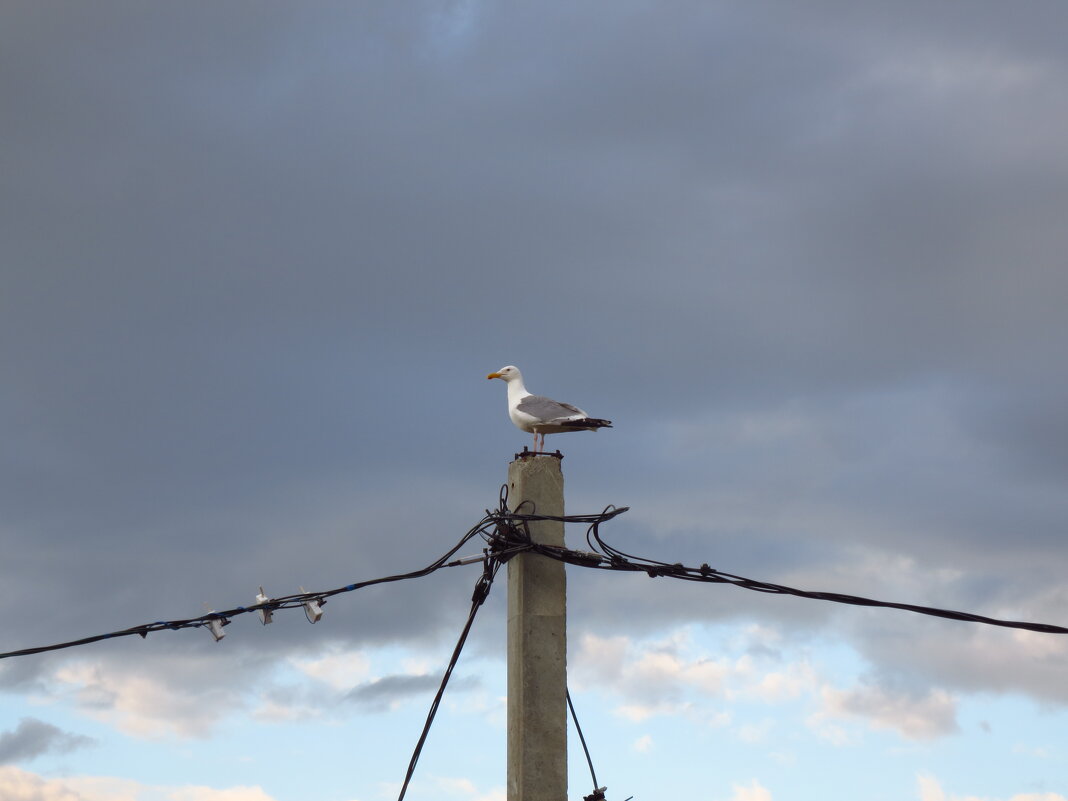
[[487, 365, 612, 452]]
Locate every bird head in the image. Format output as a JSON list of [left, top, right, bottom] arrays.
[[487, 365, 521, 382]]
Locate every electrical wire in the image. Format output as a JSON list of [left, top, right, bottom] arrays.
[[397, 553, 501, 801], [393, 487, 627, 800], [7, 487, 1065, 801], [0, 487, 616, 661], [6, 493, 1065, 661], [0, 512, 505, 660], [487, 505, 1068, 636], [566, 687, 599, 794]]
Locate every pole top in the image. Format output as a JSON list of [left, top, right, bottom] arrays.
[[513, 446, 564, 462]]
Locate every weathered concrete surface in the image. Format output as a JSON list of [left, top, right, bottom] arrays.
[[507, 455, 566, 801]]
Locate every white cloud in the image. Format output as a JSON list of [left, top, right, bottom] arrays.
[[630, 648, 729, 696], [615, 701, 686, 723], [289, 647, 370, 690], [576, 632, 786, 713], [0, 765, 86, 801], [574, 626, 826, 734], [0, 767, 281, 801], [854, 608, 1068, 706], [157, 787, 278, 801], [725, 779, 773, 801], [632, 734, 653, 753], [435, 777, 478, 795], [739, 660, 818, 703], [50, 659, 245, 739], [38, 646, 376, 736], [805, 716, 858, 748], [573, 631, 735, 720], [250, 695, 322, 724], [251, 647, 378, 723], [917, 774, 951, 801], [917, 774, 1068, 801], [431, 775, 505, 801], [816, 683, 958, 740]]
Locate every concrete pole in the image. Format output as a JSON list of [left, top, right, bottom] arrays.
[[507, 453, 567, 801]]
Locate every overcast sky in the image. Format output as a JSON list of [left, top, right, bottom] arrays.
[[3, 2, 1068, 800]]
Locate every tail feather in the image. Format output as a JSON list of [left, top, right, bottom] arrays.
[[560, 417, 612, 430]]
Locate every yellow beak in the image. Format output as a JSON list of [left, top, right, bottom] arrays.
[[487, 372, 502, 379]]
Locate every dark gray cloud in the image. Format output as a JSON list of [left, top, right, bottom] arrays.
[[3, 0, 1068, 713], [346, 672, 480, 712], [0, 718, 94, 765]]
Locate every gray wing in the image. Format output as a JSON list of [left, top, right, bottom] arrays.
[[517, 394, 587, 421]]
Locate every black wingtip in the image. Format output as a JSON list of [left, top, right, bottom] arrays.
[[559, 417, 613, 430]]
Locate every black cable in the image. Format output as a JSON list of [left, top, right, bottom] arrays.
[[566, 687, 599, 793], [8, 492, 1065, 663], [502, 522, 1068, 635], [1, 514, 503, 660], [12, 490, 1063, 801], [397, 556, 500, 801], [0, 489, 620, 661]]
